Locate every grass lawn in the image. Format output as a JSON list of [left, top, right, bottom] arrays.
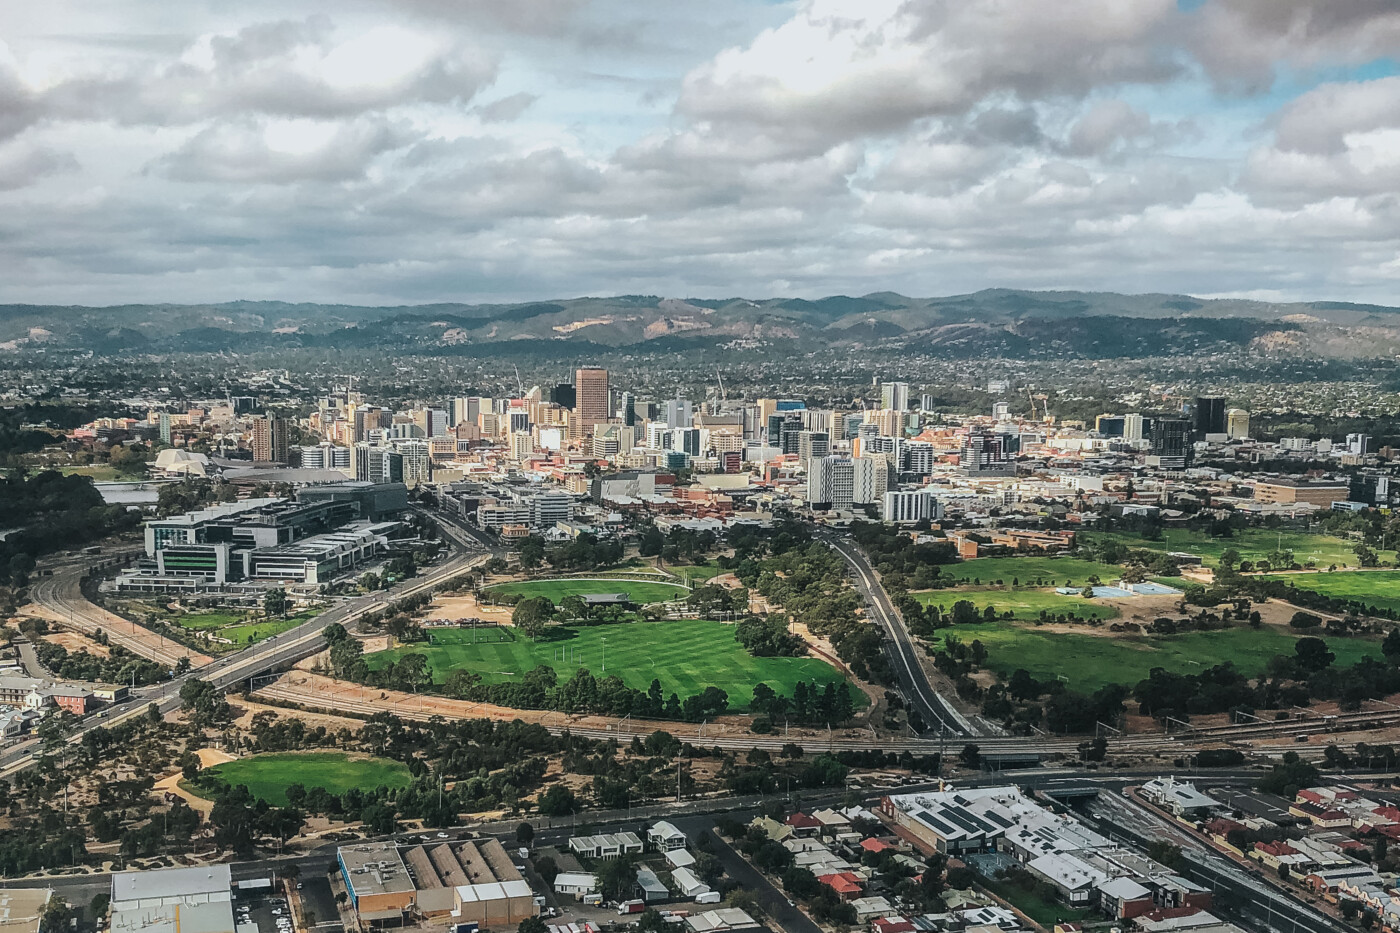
[[980, 877, 1095, 928], [911, 587, 1119, 622], [941, 556, 1125, 586], [1264, 570, 1400, 614], [1085, 528, 1391, 569], [665, 560, 725, 583], [58, 464, 128, 481], [484, 579, 689, 605], [364, 620, 862, 709], [168, 609, 319, 650], [189, 752, 412, 806], [938, 621, 1382, 693]]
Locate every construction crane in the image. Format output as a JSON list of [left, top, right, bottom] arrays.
[[512, 364, 525, 398], [715, 367, 727, 404]]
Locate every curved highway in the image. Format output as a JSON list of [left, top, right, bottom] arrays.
[[819, 532, 978, 736]]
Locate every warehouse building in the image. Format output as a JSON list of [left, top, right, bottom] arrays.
[[110, 865, 235, 933]]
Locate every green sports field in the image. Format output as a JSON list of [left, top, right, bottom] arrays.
[[911, 586, 1119, 622], [940, 622, 1382, 693], [940, 556, 1125, 586], [1264, 570, 1400, 614], [364, 621, 860, 709], [188, 752, 412, 806], [1085, 528, 1391, 569], [484, 579, 689, 605]]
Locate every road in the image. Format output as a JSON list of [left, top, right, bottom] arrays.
[[5, 539, 492, 778], [27, 560, 208, 667], [820, 533, 978, 736]]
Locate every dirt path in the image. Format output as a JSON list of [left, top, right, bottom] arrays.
[[255, 671, 879, 744], [152, 747, 235, 815]]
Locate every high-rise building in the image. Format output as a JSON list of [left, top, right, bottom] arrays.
[[1150, 418, 1191, 464], [1123, 413, 1145, 442], [158, 412, 172, 445], [620, 392, 637, 427], [672, 427, 702, 457], [1095, 414, 1125, 437], [920, 394, 935, 412], [251, 414, 289, 463], [664, 398, 693, 430], [880, 382, 910, 412], [961, 430, 1013, 474], [1226, 409, 1250, 439], [575, 366, 609, 431], [807, 455, 883, 510], [354, 444, 404, 483], [796, 430, 830, 462], [1193, 396, 1226, 439], [550, 384, 576, 409], [395, 439, 432, 485], [866, 408, 903, 438], [883, 490, 942, 524]]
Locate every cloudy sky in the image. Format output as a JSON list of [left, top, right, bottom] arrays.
[[2, 0, 1399, 305]]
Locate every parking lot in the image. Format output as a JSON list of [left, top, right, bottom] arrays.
[[233, 888, 294, 933]]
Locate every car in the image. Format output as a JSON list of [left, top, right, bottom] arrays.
[[436, 831, 449, 838]]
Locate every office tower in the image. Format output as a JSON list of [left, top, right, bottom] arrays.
[[621, 392, 637, 426], [1095, 414, 1126, 437], [802, 408, 833, 433], [672, 427, 702, 457], [575, 366, 609, 430], [1123, 413, 1145, 442], [158, 412, 172, 445], [866, 408, 903, 438], [880, 382, 910, 412], [354, 443, 404, 483], [551, 384, 576, 409], [902, 442, 935, 475], [992, 402, 1010, 421], [647, 422, 672, 450], [1226, 409, 1250, 439], [664, 398, 693, 430], [797, 430, 830, 462], [395, 439, 432, 485], [450, 397, 483, 428], [508, 409, 531, 434], [1347, 433, 1373, 456], [251, 414, 289, 463], [961, 430, 1013, 474], [920, 394, 935, 412], [807, 455, 882, 510], [1193, 396, 1226, 439], [1150, 418, 1191, 461]]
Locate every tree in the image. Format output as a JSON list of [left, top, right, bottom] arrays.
[[515, 822, 534, 847], [264, 587, 289, 618], [537, 785, 577, 816], [1294, 636, 1336, 674], [958, 744, 981, 769], [512, 597, 555, 638], [1384, 628, 1400, 662]]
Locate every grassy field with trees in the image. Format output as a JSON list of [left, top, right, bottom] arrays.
[[939, 557, 1125, 586], [188, 752, 412, 807], [483, 579, 689, 605], [911, 587, 1119, 622], [938, 622, 1382, 693], [363, 621, 858, 710], [1262, 570, 1400, 615], [1084, 528, 1387, 569]]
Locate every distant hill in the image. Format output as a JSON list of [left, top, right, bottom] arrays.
[[3, 289, 1399, 359]]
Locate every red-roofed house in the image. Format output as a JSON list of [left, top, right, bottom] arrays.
[[872, 919, 914, 933], [817, 872, 863, 901], [860, 838, 895, 854], [784, 812, 822, 837], [1249, 841, 1310, 872]]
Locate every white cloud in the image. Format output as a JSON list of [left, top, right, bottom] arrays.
[[1, 0, 1400, 305]]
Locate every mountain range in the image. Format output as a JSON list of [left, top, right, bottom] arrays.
[[4, 289, 1400, 359]]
